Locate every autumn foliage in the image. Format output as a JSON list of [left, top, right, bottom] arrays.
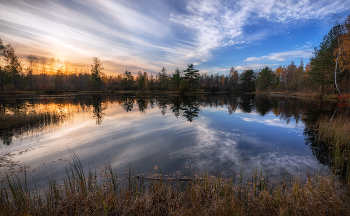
[[337, 16, 350, 73]]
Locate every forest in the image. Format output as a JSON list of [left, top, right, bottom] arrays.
[[0, 16, 349, 95]]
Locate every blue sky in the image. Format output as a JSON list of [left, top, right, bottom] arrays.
[[0, 0, 349, 75]]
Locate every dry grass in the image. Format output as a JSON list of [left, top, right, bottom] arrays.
[[318, 115, 350, 149], [267, 91, 340, 100], [318, 114, 350, 185], [322, 94, 339, 100], [290, 92, 322, 98], [1, 153, 349, 216]]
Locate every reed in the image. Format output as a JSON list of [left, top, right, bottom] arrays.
[[318, 114, 350, 185], [0, 155, 349, 215]]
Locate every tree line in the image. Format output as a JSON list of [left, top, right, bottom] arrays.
[[0, 15, 349, 94], [255, 15, 350, 95]]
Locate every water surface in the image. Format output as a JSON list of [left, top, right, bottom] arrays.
[[0, 94, 341, 184]]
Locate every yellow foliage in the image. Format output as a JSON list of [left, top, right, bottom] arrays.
[[336, 15, 350, 72]]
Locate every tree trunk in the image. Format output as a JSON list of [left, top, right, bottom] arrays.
[[334, 43, 342, 95]]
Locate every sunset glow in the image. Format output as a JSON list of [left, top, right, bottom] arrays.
[[1, 0, 349, 75]]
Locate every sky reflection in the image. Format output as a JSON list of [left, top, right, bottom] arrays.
[[0, 94, 333, 185]]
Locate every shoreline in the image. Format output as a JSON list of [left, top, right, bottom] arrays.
[[0, 90, 232, 97], [253, 91, 348, 102]]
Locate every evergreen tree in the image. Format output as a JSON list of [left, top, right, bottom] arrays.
[[159, 67, 167, 90], [149, 74, 155, 91], [171, 68, 181, 91], [137, 71, 147, 92], [91, 57, 103, 90], [256, 66, 273, 91], [309, 24, 344, 94], [240, 69, 256, 92], [183, 64, 200, 92]]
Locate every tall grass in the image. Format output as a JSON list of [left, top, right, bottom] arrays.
[[318, 114, 350, 185], [1, 154, 349, 215]]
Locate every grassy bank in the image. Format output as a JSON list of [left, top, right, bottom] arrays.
[[1, 154, 349, 215], [261, 91, 349, 102]]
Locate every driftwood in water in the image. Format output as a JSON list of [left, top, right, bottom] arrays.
[[132, 175, 196, 181]]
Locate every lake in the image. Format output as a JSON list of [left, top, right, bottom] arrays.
[[0, 93, 342, 185]]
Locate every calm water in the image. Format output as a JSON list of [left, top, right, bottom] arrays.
[[0, 94, 343, 185]]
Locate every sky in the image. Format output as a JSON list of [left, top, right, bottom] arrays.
[[0, 0, 349, 75]]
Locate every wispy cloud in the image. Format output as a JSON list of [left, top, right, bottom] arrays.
[[0, 0, 184, 73], [236, 64, 278, 71], [0, 0, 349, 74], [170, 0, 349, 62], [294, 42, 312, 50], [245, 49, 313, 62], [170, 0, 247, 60]]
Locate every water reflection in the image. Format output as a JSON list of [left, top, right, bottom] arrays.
[[180, 97, 200, 122], [91, 95, 106, 125], [137, 97, 148, 114], [0, 94, 345, 145], [0, 93, 348, 183], [302, 100, 336, 167], [0, 97, 73, 145], [158, 96, 169, 116], [122, 97, 133, 112]]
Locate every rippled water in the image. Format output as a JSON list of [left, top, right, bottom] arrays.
[[0, 94, 343, 185]]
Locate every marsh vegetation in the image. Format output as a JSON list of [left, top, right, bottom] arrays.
[[1, 153, 349, 215]]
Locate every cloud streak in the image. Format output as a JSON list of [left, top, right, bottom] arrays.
[[236, 64, 278, 71], [245, 49, 314, 62], [0, 0, 349, 74], [170, 0, 349, 62]]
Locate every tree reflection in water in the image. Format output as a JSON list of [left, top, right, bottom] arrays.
[[158, 96, 169, 116], [1, 93, 349, 183], [170, 97, 181, 118], [137, 97, 148, 114], [0, 94, 346, 162], [91, 95, 106, 125], [180, 97, 200, 122], [121, 97, 133, 112]]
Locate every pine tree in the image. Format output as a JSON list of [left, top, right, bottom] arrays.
[[309, 24, 343, 94], [183, 64, 200, 92], [91, 57, 103, 90], [171, 68, 181, 91], [256, 66, 273, 91]]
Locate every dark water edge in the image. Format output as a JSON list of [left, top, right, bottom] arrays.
[[0, 93, 348, 187]]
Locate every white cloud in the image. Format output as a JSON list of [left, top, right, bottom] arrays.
[[245, 49, 313, 62], [0, 0, 349, 74], [241, 117, 304, 129], [170, 0, 246, 60], [170, 0, 349, 62]]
